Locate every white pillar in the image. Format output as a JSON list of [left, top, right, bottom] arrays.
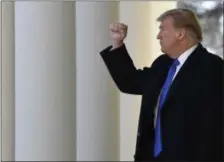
[[119, 2, 152, 161], [76, 2, 119, 161], [1, 2, 15, 161], [119, 2, 176, 160], [0, 5, 1, 160], [149, 2, 176, 61], [14, 2, 76, 161]]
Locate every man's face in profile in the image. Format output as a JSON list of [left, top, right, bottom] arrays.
[[157, 16, 179, 56]]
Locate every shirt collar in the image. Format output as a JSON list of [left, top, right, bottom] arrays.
[[177, 44, 198, 66]]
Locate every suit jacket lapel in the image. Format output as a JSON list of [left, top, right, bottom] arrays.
[[143, 56, 173, 117]]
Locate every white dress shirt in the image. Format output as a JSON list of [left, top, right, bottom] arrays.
[[154, 44, 198, 127]]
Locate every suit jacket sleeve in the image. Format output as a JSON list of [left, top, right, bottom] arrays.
[[99, 44, 166, 95]]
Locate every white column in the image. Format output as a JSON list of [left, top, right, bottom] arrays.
[[76, 2, 119, 161], [14, 2, 76, 161], [0, 5, 1, 160], [149, 2, 176, 61], [119, 2, 176, 160], [1, 2, 15, 161], [119, 2, 152, 161]]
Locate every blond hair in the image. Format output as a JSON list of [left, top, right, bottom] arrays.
[[157, 8, 203, 42]]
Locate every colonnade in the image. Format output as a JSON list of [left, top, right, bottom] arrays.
[[0, 1, 176, 161]]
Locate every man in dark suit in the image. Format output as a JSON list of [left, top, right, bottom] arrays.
[[100, 8, 223, 161]]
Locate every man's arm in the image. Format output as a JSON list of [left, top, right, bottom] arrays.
[[101, 22, 170, 95], [100, 43, 165, 95]]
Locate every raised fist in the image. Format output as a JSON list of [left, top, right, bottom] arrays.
[[109, 22, 128, 48]]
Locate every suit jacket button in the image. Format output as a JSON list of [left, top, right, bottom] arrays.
[[137, 132, 140, 136]]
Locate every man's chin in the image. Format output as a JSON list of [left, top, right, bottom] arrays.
[[160, 47, 165, 53], [161, 48, 173, 58]]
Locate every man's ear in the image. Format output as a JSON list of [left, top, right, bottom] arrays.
[[175, 28, 186, 40]]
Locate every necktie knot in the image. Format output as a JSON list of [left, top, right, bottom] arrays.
[[172, 59, 180, 68]]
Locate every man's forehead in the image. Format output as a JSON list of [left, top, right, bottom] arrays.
[[159, 17, 173, 27]]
